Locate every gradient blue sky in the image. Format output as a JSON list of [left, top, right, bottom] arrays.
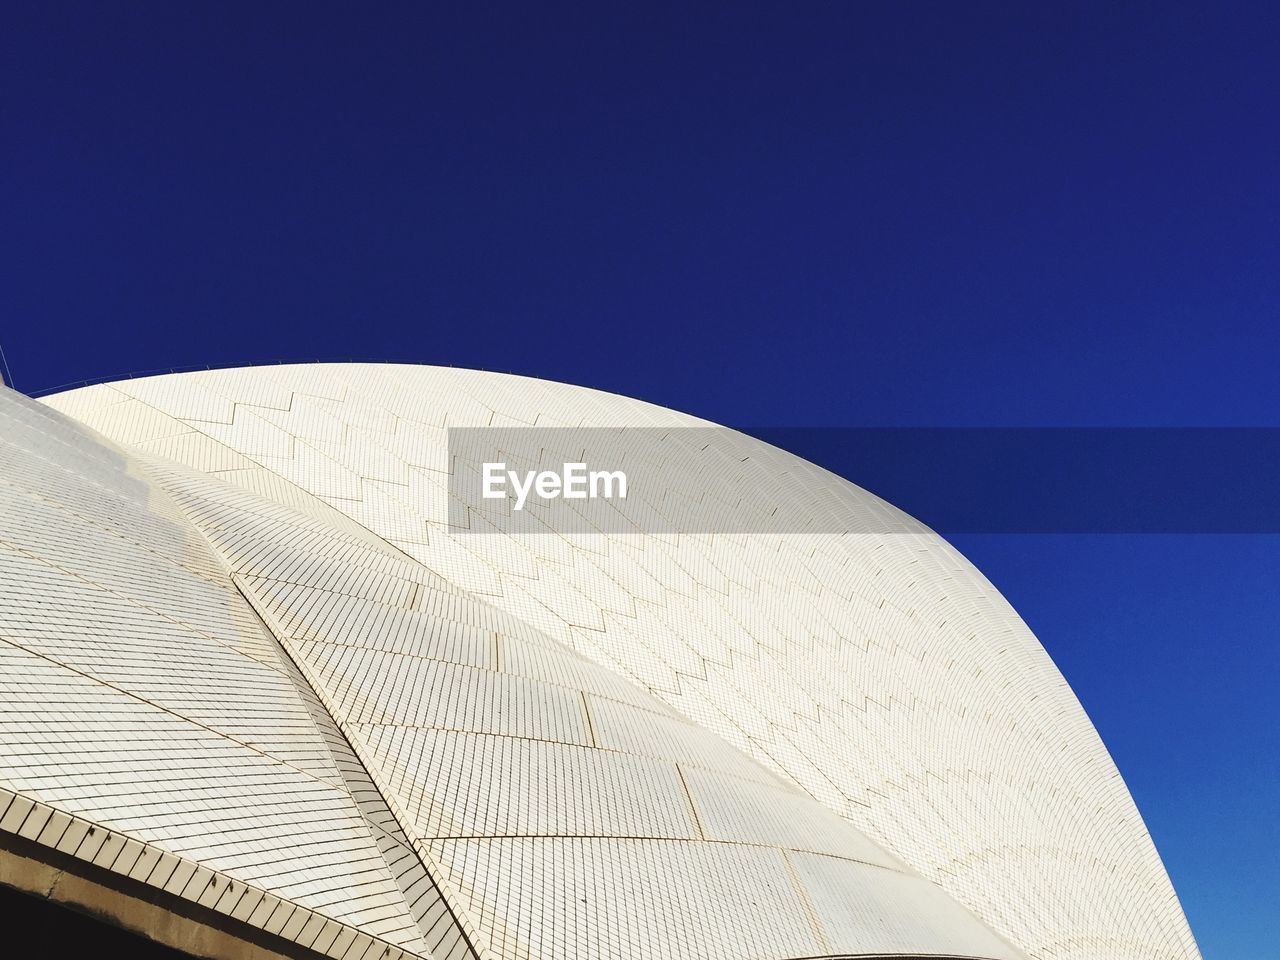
[[4, 4, 1276, 956]]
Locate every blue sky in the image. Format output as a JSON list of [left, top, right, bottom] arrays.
[[4, 4, 1277, 955]]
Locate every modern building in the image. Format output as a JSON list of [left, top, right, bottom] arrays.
[[0, 364, 1199, 959]]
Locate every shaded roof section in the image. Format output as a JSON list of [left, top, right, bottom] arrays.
[[0, 386, 470, 960]]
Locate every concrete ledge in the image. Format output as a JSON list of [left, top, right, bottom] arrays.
[[0, 830, 332, 960]]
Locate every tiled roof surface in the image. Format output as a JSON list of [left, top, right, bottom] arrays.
[[0, 364, 1201, 959]]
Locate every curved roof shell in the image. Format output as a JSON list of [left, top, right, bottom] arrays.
[[0, 364, 1197, 960]]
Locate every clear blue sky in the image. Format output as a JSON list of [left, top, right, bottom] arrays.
[[3, 4, 1276, 956]]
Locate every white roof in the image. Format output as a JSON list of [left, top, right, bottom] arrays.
[[0, 364, 1197, 959]]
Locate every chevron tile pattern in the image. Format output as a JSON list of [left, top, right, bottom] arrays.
[[0, 363, 1200, 960]]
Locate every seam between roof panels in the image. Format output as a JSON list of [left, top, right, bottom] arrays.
[[0, 631, 351, 795], [232, 576, 491, 960]]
